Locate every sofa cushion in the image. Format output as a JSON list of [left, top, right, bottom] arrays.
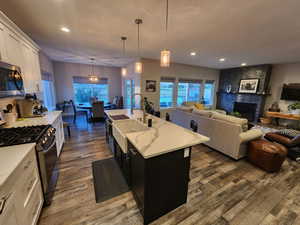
[[176, 106, 193, 112], [182, 101, 198, 107], [211, 112, 248, 131], [192, 108, 213, 117]]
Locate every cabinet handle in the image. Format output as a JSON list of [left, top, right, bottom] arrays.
[[129, 148, 137, 155], [0, 193, 11, 215], [23, 160, 32, 170]]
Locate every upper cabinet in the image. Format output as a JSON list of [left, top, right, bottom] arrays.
[[0, 22, 8, 62], [0, 11, 42, 94]]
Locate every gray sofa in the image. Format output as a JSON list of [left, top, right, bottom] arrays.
[[170, 108, 263, 160]]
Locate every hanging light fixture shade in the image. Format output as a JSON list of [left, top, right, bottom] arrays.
[[134, 19, 143, 74], [121, 67, 127, 76], [160, 49, 170, 67], [121, 36, 128, 76], [88, 58, 98, 82], [160, 0, 170, 67], [135, 61, 143, 74]]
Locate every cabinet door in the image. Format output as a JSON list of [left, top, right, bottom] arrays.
[[0, 193, 19, 225], [129, 144, 145, 213], [20, 42, 34, 93], [5, 30, 23, 67], [0, 23, 8, 62], [32, 50, 42, 93]]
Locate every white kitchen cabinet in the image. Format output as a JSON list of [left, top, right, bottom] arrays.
[[0, 147, 43, 225], [52, 113, 65, 156], [0, 22, 8, 62], [5, 29, 23, 67], [0, 11, 42, 95]]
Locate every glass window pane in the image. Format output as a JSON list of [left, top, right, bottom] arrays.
[[177, 82, 201, 105], [160, 82, 174, 107], [42, 80, 55, 111], [204, 83, 215, 105], [125, 80, 132, 108], [73, 83, 109, 104]]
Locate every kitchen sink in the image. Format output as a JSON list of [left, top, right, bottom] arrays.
[[112, 119, 149, 153]]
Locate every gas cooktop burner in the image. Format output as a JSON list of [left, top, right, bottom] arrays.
[[0, 125, 50, 147]]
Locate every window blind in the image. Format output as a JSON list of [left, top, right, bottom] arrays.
[[161, 76, 176, 82], [205, 80, 215, 84], [72, 76, 108, 84], [41, 71, 53, 81], [178, 78, 203, 83]]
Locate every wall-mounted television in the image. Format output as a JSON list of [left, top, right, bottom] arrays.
[[281, 84, 300, 101]]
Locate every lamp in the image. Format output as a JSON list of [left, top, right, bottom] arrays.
[[160, 0, 170, 67], [121, 36, 127, 76], [134, 19, 143, 74], [88, 58, 98, 82]]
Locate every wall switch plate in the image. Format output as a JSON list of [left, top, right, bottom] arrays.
[[184, 148, 190, 158]]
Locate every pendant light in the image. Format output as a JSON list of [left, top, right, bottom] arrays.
[[121, 36, 128, 76], [135, 18, 143, 74], [160, 0, 170, 67], [88, 58, 98, 82]]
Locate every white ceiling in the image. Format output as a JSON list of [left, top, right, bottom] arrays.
[[1, 0, 300, 68]]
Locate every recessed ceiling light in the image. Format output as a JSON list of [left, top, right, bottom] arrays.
[[219, 58, 226, 62], [61, 27, 70, 33], [190, 52, 196, 56], [241, 63, 247, 66]]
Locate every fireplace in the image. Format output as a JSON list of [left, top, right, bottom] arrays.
[[234, 102, 257, 122]]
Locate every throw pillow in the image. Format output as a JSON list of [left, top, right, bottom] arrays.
[[194, 103, 205, 110], [276, 129, 300, 139]]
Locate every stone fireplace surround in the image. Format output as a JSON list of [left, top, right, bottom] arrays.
[[216, 65, 272, 123]]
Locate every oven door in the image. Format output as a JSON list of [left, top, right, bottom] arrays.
[[37, 138, 59, 206]]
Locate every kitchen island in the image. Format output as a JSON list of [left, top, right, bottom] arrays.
[[105, 109, 209, 224]]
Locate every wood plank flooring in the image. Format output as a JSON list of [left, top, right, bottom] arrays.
[[38, 117, 300, 225]]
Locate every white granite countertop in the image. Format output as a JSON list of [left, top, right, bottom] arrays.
[[106, 109, 210, 159], [5, 111, 62, 128], [0, 143, 36, 188]]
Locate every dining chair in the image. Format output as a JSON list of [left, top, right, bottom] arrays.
[[91, 101, 104, 122], [62, 100, 89, 123]]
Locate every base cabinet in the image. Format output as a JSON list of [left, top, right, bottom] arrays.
[[52, 113, 64, 157], [0, 147, 43, 225], [128, 142, 191, 225]]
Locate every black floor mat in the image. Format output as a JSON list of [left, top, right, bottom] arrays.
[[92, 158, 129, 203]]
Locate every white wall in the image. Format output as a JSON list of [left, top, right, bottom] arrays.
[[266, 63, 300, 112], [138, 58, 220, 110], [53, 61, 122, 103]]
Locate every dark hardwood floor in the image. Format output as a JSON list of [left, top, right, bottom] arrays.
[[38, 115, 300, 225]]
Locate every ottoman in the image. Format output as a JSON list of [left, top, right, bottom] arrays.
[[248, 139, 287, 172]]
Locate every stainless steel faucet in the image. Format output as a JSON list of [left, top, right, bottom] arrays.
[[131, 93, 147, 123]]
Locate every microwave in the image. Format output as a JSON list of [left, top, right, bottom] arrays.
[[0, 61, 25, 98]]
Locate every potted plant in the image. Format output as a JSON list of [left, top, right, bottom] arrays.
[[230, 111, 242, 118], [288, 102, 300, 115]]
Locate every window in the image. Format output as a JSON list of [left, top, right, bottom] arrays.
[[72, 76, 109, 104], [42, 80, 56, 111], [177, 79, 202, 105], [204, 80, 215, 106], [124, 80, 134, 108], [160, 82, 174, 107]]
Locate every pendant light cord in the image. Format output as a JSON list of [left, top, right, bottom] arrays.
[[137, 23, 140, 57], [166, 0, 169, 33]]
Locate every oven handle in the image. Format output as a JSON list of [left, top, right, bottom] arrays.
[[40, 140, 57, 154]]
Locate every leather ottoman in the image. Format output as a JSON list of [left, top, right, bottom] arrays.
[[248, 139, 287, 172]]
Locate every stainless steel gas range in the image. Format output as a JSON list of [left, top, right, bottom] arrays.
[[0, 125, 59, 206]]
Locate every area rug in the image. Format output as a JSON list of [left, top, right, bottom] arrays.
[[92, 158, 129, 203]]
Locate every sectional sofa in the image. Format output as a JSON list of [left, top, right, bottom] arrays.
[[169, 107, 263, 160]]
